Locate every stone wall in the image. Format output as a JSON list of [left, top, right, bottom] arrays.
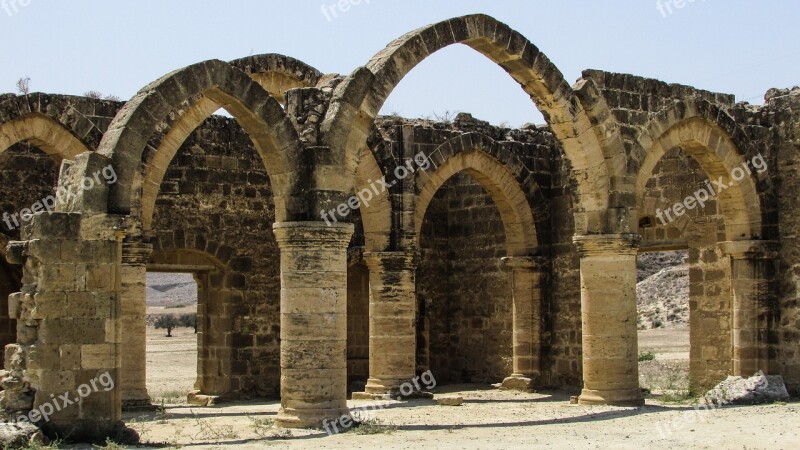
[[1, 82, 799, 405], [150, 116, 282, 396]]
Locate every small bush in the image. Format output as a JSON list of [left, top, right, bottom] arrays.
[[352, 419, 397, 435], [638, 351, 656, 362]]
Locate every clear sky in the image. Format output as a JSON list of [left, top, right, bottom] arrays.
[[1, 1, 797, 126]]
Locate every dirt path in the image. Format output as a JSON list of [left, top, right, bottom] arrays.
[[102, 325, 798, 449]]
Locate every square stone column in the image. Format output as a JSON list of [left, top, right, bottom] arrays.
[[354, 251, 418, 398], [719, 240, 779, 377], [500, 256, 547, 392], [273, 222, 353, 429], [1, 212, 130, 441], [573, 234, 643, 406], [119, 238, 152, 409]]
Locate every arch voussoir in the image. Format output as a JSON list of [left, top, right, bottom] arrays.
[[91, 58, 302, 221]]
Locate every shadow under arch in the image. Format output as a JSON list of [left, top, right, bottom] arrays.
[[415, 135, 545, 256]]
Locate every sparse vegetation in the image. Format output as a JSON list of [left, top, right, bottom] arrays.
[[92, 437, 127, 449], [84, 90, 121, 101], [192, 410, 239, 441], [638, 351, 656, 362], [154, 314, 178, 337], [351, 418, 397, 435], [16, 76, 31, 95], [179, 313, 198, 333], [639, 358, 692, 404], [248, 416, 275, 438]]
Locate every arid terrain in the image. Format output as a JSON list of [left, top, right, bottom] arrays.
[[61, 325, 792, 450], [83, 265, 798, 450]]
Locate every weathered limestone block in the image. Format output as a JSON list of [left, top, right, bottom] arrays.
[[500, 256, 547, 392], [718, 240, 779, 377], [0, 212, 131, 443], [573, 234, 643, 406], [118, 238, 152, 409], [273, 222, 353, 429], [356, 251, 419, 398]]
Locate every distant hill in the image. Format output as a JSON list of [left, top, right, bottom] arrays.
[[146, 272, 198, 307], [636, 251, 689, 330]]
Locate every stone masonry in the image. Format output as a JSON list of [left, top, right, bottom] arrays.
[[0, 13, 796, 442]]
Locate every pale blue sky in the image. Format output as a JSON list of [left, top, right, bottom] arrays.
[[1, 1, 797, 126]]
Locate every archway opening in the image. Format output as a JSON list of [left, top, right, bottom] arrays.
[[145, 272, 199, 405], [637, 146, 733, 394], [417, 172, 512, 385], [636, 249, 690, 399]]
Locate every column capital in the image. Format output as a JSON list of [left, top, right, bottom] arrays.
[[121, 237, 153, 266], [718, 240, 779, 260], [273, 222, 354, 247], [363, 250, 419, 271], [501, 255, 548, 271], [573, 234, 641, 257]]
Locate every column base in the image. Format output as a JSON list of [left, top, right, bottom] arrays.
[[121, 398, 158, 412], [499, 375, 536, 392], [275, 407, 350, 429], [352, 391, 434, 401], [577, 388, 644, 406]]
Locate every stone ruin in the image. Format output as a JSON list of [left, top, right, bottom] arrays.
[[0, 13, 796, 443]]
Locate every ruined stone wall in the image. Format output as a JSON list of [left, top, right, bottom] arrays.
[[151, 116, 282, 396], [1, 82, 799, 401], [765, 88, 800, 393], [582, 70, 736, 162]]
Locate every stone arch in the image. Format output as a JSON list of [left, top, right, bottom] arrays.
[[0, 94, 106, 151], [91, 59, 304, 223], [0, 113, 93, 162], [415, 134, 544, 256], [633, 100, 763, 241], [139, 55, 321, 231], [230, 53, 323, 104], [356, 145, 392, 252], [323, 14, 614, 232]]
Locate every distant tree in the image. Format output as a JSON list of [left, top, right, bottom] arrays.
[[179, 314, 197, 334], [16, 77, 30, 95], [154, 314, 178, 337]]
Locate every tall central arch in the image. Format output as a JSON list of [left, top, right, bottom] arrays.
[[322, 14, 617, 232]]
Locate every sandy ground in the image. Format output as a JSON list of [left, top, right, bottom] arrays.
[[65, 326, 798, 449], [146, 324, 198, 403]]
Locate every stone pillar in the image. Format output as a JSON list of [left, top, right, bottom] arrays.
[[1, 212, 130, 441], [119, 238, 152, 409], [500, 256, 547, 391], [273, 222, 353, 429], [719, 240, 778, 377], [573, 234, 643, 406], [353, 251, 418, 398]]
